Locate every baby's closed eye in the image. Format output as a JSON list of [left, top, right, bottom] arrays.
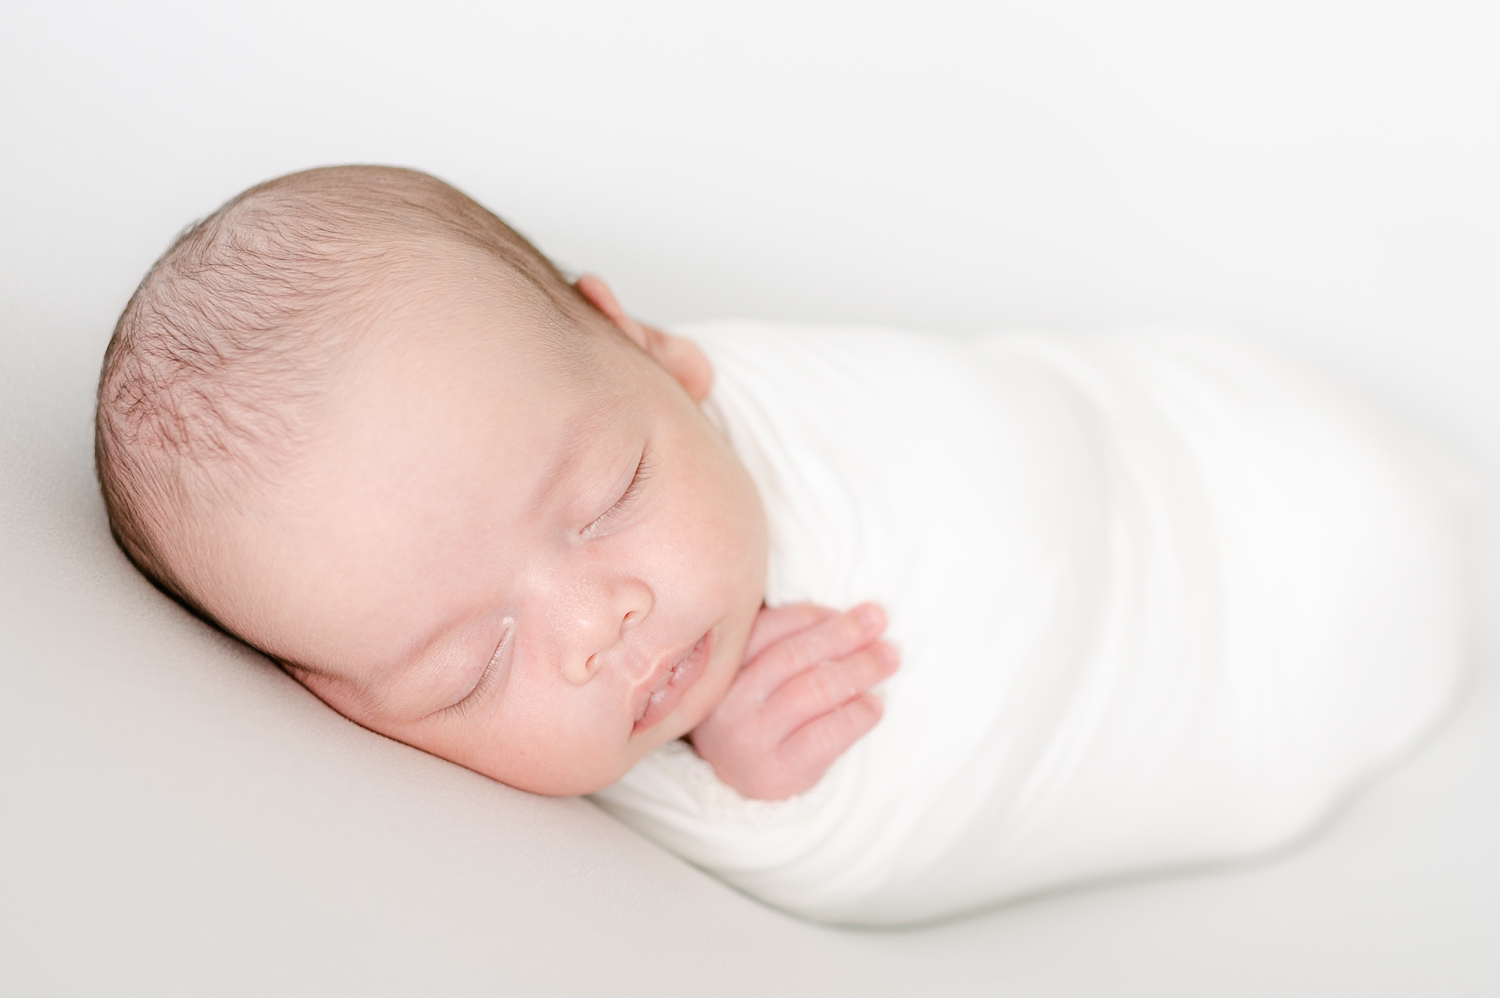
[[583, 445, 654, 538], [440, 622, 516, 719]]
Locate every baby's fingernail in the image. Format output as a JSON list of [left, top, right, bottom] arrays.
[[876, 642, 899, 667], [857, 604, 883, 630]]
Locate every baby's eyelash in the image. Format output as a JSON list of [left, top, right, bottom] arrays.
[[444, 626, 513, 719], [585, 447, 654, 536], [615, 452, 653, 513]]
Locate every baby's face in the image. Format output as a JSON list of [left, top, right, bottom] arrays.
[[189, 290, 768, 794]]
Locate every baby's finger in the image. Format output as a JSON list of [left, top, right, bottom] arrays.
[[742, 603, 836, 664], [763, 642, 898, 736], [779, 694, 885, 786], [738, 604, 887, 703]]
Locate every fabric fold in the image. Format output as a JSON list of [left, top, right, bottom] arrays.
[[593, 322, 1473, 926]]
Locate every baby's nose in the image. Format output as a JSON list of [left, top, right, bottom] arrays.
[[561, 577, 653, 685]]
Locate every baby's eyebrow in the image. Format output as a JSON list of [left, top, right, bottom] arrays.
[[525, 423, 588, 513], [524, 422, 597, 518]]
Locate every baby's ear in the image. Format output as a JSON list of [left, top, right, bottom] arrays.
[[643, 324, 714, 402], [574, 275, 714, 402]]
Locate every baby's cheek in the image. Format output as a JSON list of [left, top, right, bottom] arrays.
[[430, 686, 604, 796]]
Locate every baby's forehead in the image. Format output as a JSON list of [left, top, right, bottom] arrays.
[[365, 262, 609, 370], [315, 299, 630, 468]]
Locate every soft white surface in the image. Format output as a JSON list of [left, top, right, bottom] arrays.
[[3, 1, 1498, 994], [598, 322, 1472, 924]]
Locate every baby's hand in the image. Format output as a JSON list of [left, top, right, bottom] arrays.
[[689, 602, 898, 800]]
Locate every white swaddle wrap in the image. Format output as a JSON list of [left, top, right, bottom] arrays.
[[591, 322, 1473, 926]]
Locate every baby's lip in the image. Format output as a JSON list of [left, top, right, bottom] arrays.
[[632, 630, 714, 734]]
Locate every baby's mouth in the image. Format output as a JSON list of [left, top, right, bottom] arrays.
[[633, 631, 713, 733]]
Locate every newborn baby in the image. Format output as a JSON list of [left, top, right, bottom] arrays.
[[97, 165, 1474, 925], [97, 165, 883, 802]]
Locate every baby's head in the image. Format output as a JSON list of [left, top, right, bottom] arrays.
[[96, 166, 768, 794]]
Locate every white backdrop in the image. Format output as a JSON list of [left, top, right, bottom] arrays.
[[3, 2, 1498, 996], [4, 0, 1497, 467]]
